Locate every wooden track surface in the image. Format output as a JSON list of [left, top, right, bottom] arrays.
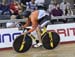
[[0, 43, 75, 57]]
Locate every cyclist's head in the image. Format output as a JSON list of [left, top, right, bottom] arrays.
[[22, 11, 31, 18]]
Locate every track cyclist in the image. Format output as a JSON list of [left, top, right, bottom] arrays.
[[22, 3, 51, 48]]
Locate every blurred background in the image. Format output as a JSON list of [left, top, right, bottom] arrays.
[[0, 0, 75, 28]]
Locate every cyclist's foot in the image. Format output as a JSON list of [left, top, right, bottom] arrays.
[[32, 40, 39, 45], [33, 43, 42, 48]]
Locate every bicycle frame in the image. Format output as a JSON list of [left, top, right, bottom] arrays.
[[19, 27, 47, 51]]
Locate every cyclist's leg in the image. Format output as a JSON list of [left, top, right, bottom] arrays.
[[31, 30, 39, 45], [36, 26, 42, 45], [36, 27, 42, 43], [34, 16, 51, 47], [31, 26, 42, 47]]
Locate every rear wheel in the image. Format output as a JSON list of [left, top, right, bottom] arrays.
[[42, 32, 60, 49]]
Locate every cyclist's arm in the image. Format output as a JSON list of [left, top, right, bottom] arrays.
[[28, 11, 38, 33], [22, 18, 31, 28]]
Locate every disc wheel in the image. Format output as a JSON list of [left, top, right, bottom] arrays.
[[42, 32, 60, 49], [13, 34, 32, 53]]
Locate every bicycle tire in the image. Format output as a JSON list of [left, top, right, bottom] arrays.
[[13, 34, 32, 53], [42, 32, 60, 49]]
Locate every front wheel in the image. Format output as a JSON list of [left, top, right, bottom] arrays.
[[13, 34, 32, 53], [42, 32, 60, 49]]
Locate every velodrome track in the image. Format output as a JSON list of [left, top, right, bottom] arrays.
[[0, 43, 75, 57]]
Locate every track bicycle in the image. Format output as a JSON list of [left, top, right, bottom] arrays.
[[13, 27, 60, 53]]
